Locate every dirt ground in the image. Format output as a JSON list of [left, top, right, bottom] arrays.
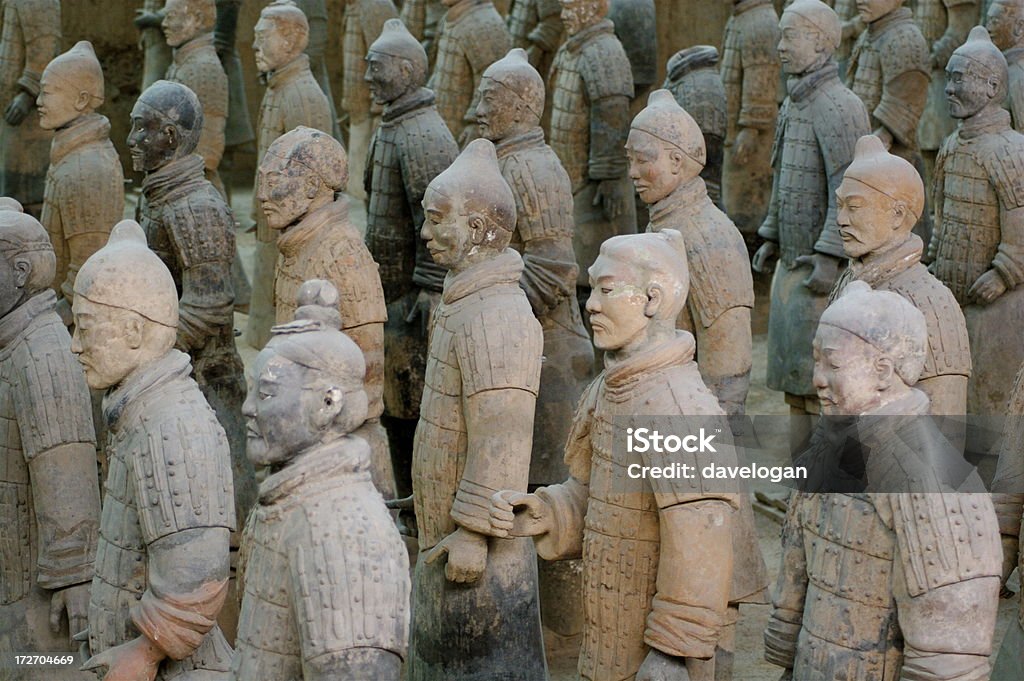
[[184, 184, 1018, 680]]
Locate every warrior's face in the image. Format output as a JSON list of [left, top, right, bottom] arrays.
[[561, 0, 604, 36], [477, 78, 526, 142], [626, 129, 692, 206], [586, 254, 654, 353], [253, 17, 294, 74], [945, 54, 1000, 119], [813, 324, 890, 416], [778, 12, 830, 75], [243, 353, 327, 467], [70, 297, 147, 390], [836, 177, 907, 259], [37, 69, 84, 131], [856, 0, 902, 24], [127, 101, 177, 173], [162, 0, 202, 48], [421, 188, 476, 271], [986, 1, 1024, 51], [365, 51, 411, 106], [256, 151, 313, 232]]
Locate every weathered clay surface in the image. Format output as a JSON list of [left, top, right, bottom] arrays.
[[363, 18, 459, 498], [291, 0, 341, 140], [215, 0, 256, 150], [0, 0, 59, 215], [427, 0, 512, 144], [38, 41, 124, 326], [233, 279, 409, 681], [0, 203, 99, 680], [831, 134, 970, 415], [73, 220, 234, 681], [753, 0, 870, 411], [766, 281, 1002, 681], [130, 80, 255, 533], [928, 26, 1024, 414], [137, 0, 173, 92], [608, 0, 657, 98], [507, 0, 563, 81], [630, 89, 754, 418], [986, 0, 1024, 132], [408, 139, 547, 681], [259, 126, 395, 499], [245, 0, 333, 351]]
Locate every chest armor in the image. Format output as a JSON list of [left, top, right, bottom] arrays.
[[342, 9, 371, 116], [549, 47, 590, 192], [934, 138, 1001, 303], [257, 89, 284, 162], [776, 100, 829, 265], [0, 352, 33, 605], [430, 25, 472, 134], [499, 146, 574, 245], [851, 40, 884, 116], [913, 0, 949, 45], [794, 493, 902, 681], [366, 120, 416, 300], [507, 0, 538, 47]]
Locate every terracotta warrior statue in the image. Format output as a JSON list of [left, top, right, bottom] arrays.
[[928, 25, 1024, 414], [215, 0, 256, 155], [232, 279, 409, 681], [37, 41, 124, 326], [831, 134, 970, 415], [163, 0, 229, 194], [663, 46, 728, 207], [400, 0, 447, 62], [427, 0, 512, 144], [986, 0, 1024, 131], [721, 0, 780, 242], [290, 0, 341, 141], [258, 126, 395, 499], [363, 18, 459, 499], [507, 0, 564, 79], [765, 281, 1002, 681], [489, 229, 763, 681], [74, 221, 234, 681], [548, 0, 636, 315], [752, 0, 870, 427], [0, 202, 100, 679], [246, 0, 332, 350], [136, 1, 173, 92], [0, 0, 59, 217], [629, 89, 754, 417], [607, 0, 657, 103], [130, 80, 254, 531], [408, 139, 547, 680], [341, 0, 398, 200]]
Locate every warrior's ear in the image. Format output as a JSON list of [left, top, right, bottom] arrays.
[[164, 123, 180, 151], [644, 282, 664, 319], [873, 356, 896, 392], [312, 386, 345, 429]]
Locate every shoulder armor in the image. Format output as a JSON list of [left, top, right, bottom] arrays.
[[563, 377, 600, 483], [888, 265, 971, 377], [159, 187, 236, 269], [456, 5, 512, 74], [173, 56, 229, 119], [979, 129, 1024, 210], [499, 145, 574, 242], [813, 83, 871, 176], [578, 32, 635, 101], [876, 22, 930, 81], [397, 110, 460, 200], [323, 231, 388, 328], [739, 5, 781, 66], [455, 294, 543, 397]]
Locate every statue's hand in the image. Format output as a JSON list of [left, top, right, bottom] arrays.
[[488, 490, 553, 538], [594, 178, 629, 222], [968, 269, 1007, 305], [4, 92, 33, 126], [50, 583, 90, 646], [795, 253, 840, 294], [82, 636, 163, 681], [732, 127, 759, 166], [424, 527, 487, 584], [635, 649, 690, 681], [752, 240, 778, 274]]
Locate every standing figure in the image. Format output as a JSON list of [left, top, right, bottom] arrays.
[[986, 0, 1024, 131], [341, 0, 398, 201], [489, 230, 748, 681], [37, 41, 124, 326], [163, 0, 229, 194], [752, 0, 870, 425], [363, 18, 459, 498], [548, 0, 635, 312], [215, 0, 256, 154], [428, 0, 512, 144], [607, 0, 657, 103], [507, 0, 564, 79], [629, 89, 754, 417], [408, 140, 547, 681], [0, 0, 59, 217], [136, 0, 173, 92], [663, 46, 728, 207], [258, 126, 395, 498], [721, 0, 780, 243], [0, 203, 100, 681], [74, 221, 234, 681], [929, 26, 1024, 414], [289, 0, 341, 140], [245, 0, 332, 350], [130, 80, 254, 533], [832, 134, 970, 415], [232, 280, 409, 681], [764, 282, 1002, 681]]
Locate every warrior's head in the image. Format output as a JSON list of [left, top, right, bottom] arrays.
[[946, 26, 1009, 120], [478, 48, 545, 143], [421, 139, 517, 273], [38, 41, 104, 131], [627, 89, 705, 205], [986, 0, 1024, 52], [254, 1, 309, 74], [586, 229, 689, 358], [243, 279, 369, 468], [257, 126, 346, 232], [814, 281, 927, 416], [0, 200, 56, 318], [856, 0, 904, 25], [365, 18, 428, 106], [162, 0, 216, 48], [72, 221, 179, 390], [128, 80, 204, 173], [560, 0, 608, 37], [837, 135, 924, 259], [778, 0, 841, 76]]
